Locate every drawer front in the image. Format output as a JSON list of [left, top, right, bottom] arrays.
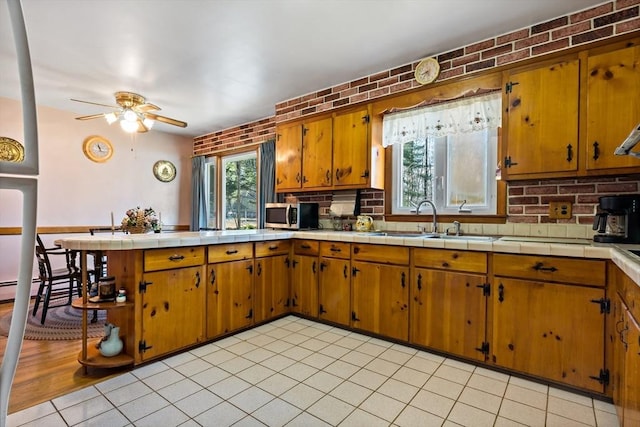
[[320, 241, 350, 259], [144, 246, 205, 272], [255, 240, 291, 258], [293, 239, 320, 256], [413, 248, 487, 273], [493, 254, 606, 287], [352, 243, 409, 265], [208, 242, 253, 264]]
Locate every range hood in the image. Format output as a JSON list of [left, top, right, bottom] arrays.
[[614, 123, 640, 158]]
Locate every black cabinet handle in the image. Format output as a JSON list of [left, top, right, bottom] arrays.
[[256, 262, 262, 276], [330, 247, 341, 252], [210, 270, 216, 285], [593, 141, 600, 160], [498, 284, 504, 303], [417, 274, 422, 291], [246, 309, 253, 319], [401, 272, 406, 288], [268, 245, 278, 251], [226, 249, 238, 255], [246, 264, 253, 274], [343, 265, 348, 278], [320, 262, 327, 272], [300, 243, 311, 249], [195, 271, 200, 288], [312, 261, 316, 274], [532, 262, 557, 272], [566, 144, 573, 162], [351, 311, 360, 322], [319, 304, 327, 314], [169, 254, 185, 261]]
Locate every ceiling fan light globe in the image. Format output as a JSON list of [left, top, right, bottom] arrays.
[[120, 119, 138, 133], [104, 112, 118, 124], [143, 118, 154, 129], [123, 109, 137, 122]]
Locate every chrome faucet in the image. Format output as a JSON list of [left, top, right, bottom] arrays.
[[447, 220, 462, 236], [416, 199, 438, 234]]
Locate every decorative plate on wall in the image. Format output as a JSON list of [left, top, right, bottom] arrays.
[[153, 160, 176, 182], [0, 136, 25, 163]]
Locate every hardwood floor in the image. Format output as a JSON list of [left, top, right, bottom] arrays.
[[0, 302, 127, 414]]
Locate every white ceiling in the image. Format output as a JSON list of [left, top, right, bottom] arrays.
[[0, 0, 604, 138]]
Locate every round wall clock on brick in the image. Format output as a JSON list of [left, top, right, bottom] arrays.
[[415, 57, 440, 85]]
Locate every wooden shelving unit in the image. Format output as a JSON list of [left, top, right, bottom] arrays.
[[71, 249, 135, 373]]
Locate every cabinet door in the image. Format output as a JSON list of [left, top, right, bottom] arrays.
[[586, 45, 640, 171], [302, 117, 333, 188], [275, 122, 302, 191], [291, 254, 318, 317], [505, 59, 579, 175], [623, 308, 640, 426], [492, 277, 605, 392], [411, 269, 487, 361], [255, 255, 290, 323], [318, 257, 350, 326], [613, 295, 627, 420], [333, 109, 370, 187], [351, 261, 409, 341], [207, 259, 253, 339], [141, 266, 205, 360]]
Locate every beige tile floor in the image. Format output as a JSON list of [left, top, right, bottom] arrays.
[[7, 316, 620, 427]]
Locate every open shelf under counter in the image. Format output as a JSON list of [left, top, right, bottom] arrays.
[[71, 298, 132, 310], [77, 345, 134, 368]]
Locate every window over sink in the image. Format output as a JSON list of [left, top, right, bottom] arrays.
[[383, 91, 501, 215]]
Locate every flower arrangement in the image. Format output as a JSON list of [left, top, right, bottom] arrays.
[[121, 207, 158, 234]]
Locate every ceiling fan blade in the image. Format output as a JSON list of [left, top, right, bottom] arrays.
[[75, 113, 107, 121], [136, 103, 160, 112], [70, 98, 118, 109], [145, 113, 187, 128], [137, 118, 149, 133]]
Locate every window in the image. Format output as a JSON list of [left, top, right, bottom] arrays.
[[205, 150, 258, 230], [384, 92, 501, 215]]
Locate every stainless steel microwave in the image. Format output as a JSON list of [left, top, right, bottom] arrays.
[[264, 202, 319, 230]]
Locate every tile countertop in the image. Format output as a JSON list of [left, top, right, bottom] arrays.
[[56, 229, 640, 288]]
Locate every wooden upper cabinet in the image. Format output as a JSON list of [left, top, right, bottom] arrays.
[[275, 122, 302, 191], [302, 116, 333, 188], [333, 108, 370, 187], [504, 58, 579, 177], [586, 45, 640, 171]]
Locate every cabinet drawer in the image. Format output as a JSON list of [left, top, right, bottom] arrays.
[[493, 254, 606, 287], [294, 239, 319, 256], [413, 248, 487, 274], [320, 241, 350, 259], [144, 246, 205, 272], [352, 243, 409, 265], [208, 243, 253, 264], [255, 240, 291, 258]]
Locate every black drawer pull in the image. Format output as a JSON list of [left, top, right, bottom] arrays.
[[330, 247, 342, 252], [226, 249, 238, 255], [300, 244, 311, 249], [168, 255, 185, 261], [268, 245, 278, 250], [532, 262, 557, 272]]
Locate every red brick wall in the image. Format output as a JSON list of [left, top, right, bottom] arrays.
[[508, 176, 640, 224], [194, 1, 640, 224]]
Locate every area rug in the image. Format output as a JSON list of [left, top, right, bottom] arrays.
[[0, 305, 106, 340]]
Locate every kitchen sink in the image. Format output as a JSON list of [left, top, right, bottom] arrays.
[[629, 249, 640, 257], [367, 232, 495, 241], [498, 236, 593, 245]]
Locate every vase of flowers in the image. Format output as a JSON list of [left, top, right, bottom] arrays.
[[121, 207, 158, 234]]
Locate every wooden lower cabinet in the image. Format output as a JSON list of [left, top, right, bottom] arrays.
[[254, 240, 291, 323], [612, 268, 640, 427], [318, 257, 350, 326], [351, 261, 409, 341], [206, 259, 254, 338], [140, 265, 206, 361], [255, 255, 290, 323], [492, 277, 606, 392], [411, 269, 487, 361], [291, 254, 318, 317]]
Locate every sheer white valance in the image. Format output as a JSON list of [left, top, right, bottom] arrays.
[[382, 91, 501, 147]]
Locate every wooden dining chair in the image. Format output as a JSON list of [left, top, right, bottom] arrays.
[[33, 235, 81, 324]]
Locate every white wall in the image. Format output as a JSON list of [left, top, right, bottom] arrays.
[[0, 97, 193, 285]]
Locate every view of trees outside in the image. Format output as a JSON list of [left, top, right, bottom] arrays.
[[400, 139, 433, 209], [223, 153, 257, 229]]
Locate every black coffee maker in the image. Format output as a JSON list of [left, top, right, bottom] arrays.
[[593, 195, 640, 243]]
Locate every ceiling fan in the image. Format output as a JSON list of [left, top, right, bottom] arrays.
[[72, 91, 187, 133]]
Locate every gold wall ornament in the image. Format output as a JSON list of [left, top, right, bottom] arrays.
[[0, 136, 25, 163], [153, 160, 176, 182]]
